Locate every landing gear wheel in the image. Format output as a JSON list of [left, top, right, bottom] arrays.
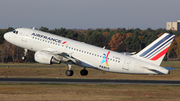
[[21, 56, 26, 61], [80, 69, 88, 76], [66, 70, 74, 76]]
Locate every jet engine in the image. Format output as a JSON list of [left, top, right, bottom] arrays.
[[34, 51, 60, 64]]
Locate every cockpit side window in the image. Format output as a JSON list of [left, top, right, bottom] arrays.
[[13, 30, 16, 33], [12, 30, 18, 34]]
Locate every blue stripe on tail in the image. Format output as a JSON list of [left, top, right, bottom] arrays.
[[144, 36, 174, 58], [139, 34, 173, 57]]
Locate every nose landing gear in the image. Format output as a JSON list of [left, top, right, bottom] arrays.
[[22, 49, 28, 61]]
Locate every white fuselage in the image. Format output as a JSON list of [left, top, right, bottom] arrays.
[[4, 28, 169, 75]]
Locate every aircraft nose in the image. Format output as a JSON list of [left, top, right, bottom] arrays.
[[4, 32, 10, 41]]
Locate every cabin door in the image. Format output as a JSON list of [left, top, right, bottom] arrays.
[[122, 59, 130, 71]]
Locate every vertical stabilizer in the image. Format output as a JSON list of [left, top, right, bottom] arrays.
[[133, 33, 175, 65]]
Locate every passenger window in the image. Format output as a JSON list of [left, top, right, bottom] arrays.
[[97, 55, 99, 57], [118, 61, 120, 63], [77, 49, 78, 51], [84, 51, 86, 53], [16, 31, 18, 34]]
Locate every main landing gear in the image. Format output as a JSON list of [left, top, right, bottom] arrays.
[[65, 62, 88, 76], [66, 70, 74, 76], [65, 62, 74, 76], [80, 68, 88, 76]]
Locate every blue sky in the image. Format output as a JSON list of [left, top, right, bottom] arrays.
[[1, 0, 180, 29]]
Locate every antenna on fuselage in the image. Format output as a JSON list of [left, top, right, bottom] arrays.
[[32, 27, 36, 30]]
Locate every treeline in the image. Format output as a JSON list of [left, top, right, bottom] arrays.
[[1, 27, 180, 63]]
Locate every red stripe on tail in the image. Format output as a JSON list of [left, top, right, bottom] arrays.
[[150, 47, 169, 61]]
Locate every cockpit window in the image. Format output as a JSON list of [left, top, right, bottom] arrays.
[[12, 30, 18, 34], [13, 30, 16, 33]]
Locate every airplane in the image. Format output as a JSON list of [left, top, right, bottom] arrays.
[[4, 28, 175, 76]]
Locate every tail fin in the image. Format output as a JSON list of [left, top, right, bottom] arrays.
[[134, 33, 175, 66]]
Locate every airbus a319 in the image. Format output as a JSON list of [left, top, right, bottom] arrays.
[[4, 28, 175, 76]]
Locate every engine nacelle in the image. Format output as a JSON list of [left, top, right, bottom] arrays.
[[34, 51, 60, 64]]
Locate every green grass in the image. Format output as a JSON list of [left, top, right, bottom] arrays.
[[0, 83, 180, 101], [0, 61, 180, 101], [0, 61, 180, 80], [161, 61, 180, 68]]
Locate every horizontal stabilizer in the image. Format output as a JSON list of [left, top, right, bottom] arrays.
[[163, 67, 175, 70]]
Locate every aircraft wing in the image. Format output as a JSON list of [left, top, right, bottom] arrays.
[[38, 48, 81, 64]]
